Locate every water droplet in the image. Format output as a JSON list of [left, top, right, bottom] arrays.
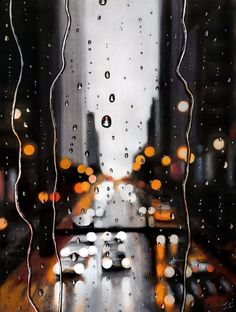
[[101, 115, 112, 128], [109, 94, 115, 103], [105, 71, 110, 79], [65, 100, 69, 106], [99, 0, 107, 5], [23, 122, 28, 128], [85, 150, 90, 157], [69, 148, 73, 153], [73, 124, 77, 131], [38, 289, 44, 297], [77, 83, 82, 90], [4, 35, 9, 41], [125, 153, 128, 158]]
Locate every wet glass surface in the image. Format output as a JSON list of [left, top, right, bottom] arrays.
[[0, 0, 236, 311]]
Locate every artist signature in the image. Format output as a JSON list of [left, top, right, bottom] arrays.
[[221, 300, 235, 311]]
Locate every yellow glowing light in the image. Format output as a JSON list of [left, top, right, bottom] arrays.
[[81, 181, 90, 192], [59, 157, 71, 170], [38, 192, 49, 203], [161, 156, 171, 166], [144, 146, 155, 157], [0, 217, 8, 230], [85, 167, 94, 176], [151, 179, 162, 190], [23, 144, 35, 156], [89, 174, 97, 184], [135, 155, 145, 165], [14, 108, 21, 119], [177, 100, 189, 112], [132, 162, 141, 172], [184, 153, 195, 164], [77, 164, 86, 174], [213, 138, 225, 150], [177, 146, 187, 160]]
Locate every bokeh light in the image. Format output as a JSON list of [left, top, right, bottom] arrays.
[[177, 100, 189, 112], [59, 157, 71, 170], [23, 144, 36, 156], [144, 146, 155, 157]]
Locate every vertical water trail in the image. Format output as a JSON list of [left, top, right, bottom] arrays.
[[9, 0, 39, 311], [176, 0, 195, 311], [49, 0, 71, 311]]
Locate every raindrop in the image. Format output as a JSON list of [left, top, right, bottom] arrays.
[[77, 83, 82, 90], [125, 153, 128, 158], [101, 115, 112, 128], [109, 94, 115, 103], [38, 289, 44, 297], [4, 35, 9, 41], [69, 148, 73, 153], [105, 71, 110, 79], [65, 100, 69, 107], [72, 124, 77, 131], [85, 150, 90, 157], [23, 122, 28, 128], [99, 0, 107, 5]]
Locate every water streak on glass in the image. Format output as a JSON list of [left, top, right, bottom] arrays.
[[9, 0, 38, 311], [48, 0, 71, 311], [176, 0, 195, 311]]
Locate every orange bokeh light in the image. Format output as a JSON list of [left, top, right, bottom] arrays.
[[151, 179, 162, 190], [85, 167, 94, 176], [38, 192, 49, 203], [144, 146, 155, 157], [49, 192, 60, 202], [81, 181, 90, 192], [77, 164, 86, 174], [0, 217, 8, 230], [161, 155, 171, 166], [59, 157, 71, 170], [135, 155, 145, 165], [23, 144, 35, 156]]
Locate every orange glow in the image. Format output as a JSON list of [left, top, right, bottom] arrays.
[[74, 182, 83, 194], [144, 146, 155, 157], [77, 164, 86, 174], [135, 155, 145, 165], [38, 192, 49, 203], [155, 282, 166, 306], [85, 167, 94, 176], [170, 245, 178, 256], [154, 210, 172, 221], [89, 175, 97, 184], [161, 155, 171, 166], [184, 153, 195, 164], [151, 179, 162, 190], [177, 146, 187, 159], [206, 264, 215, 273], [156, 245, 165, 261], [49, 192, 60, 202], [23, 144, 35, 156], [156, 263, 165, 277], [151, 198, 161, 208], [0, 217, 8, 230], [59, 157, 71, 170], [137, 180, 145, 188], [81, 181, 90, 192], [49, 192, 59, 202], [132, 162, 141, 172]]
